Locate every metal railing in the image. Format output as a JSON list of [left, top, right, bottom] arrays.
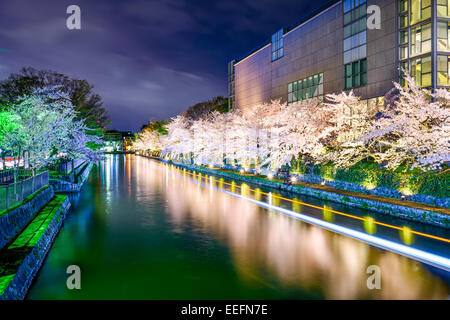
[[0, 168, 35, 185], [0, 171, 49, 212]]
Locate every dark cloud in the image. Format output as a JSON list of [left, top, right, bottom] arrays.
[[0, 0, 330, 131]]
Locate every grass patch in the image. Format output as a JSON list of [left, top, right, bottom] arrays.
[[0, 186, 50, 218]]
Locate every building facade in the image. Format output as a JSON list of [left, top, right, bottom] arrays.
[[228, 0, 450, 113]]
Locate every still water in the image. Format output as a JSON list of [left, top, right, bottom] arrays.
[[28, 155, 450, 299]]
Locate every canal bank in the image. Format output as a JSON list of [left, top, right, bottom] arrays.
[[143, 156, 449, 229], [0, 195, 71, 299], [50, 161, 94, 193], [0, 160, 95, 300]]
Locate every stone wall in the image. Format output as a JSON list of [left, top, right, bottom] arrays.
[[50, 162, 93, 193], [0, 196, 71, 300], [0, 186, 54, 251], [217, 164, 449, 209], [156, 158, 449, 229]]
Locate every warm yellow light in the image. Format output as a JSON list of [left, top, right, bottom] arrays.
[[364, 183, 376, 190], [267, 174, 274, 179], [240, 169, 244, 173], [363, 217, 376, 234], [400, 226, 414, 245], [291, 177, 297, 183], [399, 188, 414, 196]]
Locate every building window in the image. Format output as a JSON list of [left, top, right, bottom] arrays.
[[437, 21, 450, 52], [400, 45, 409, 59], [400, 14, 408, 28], [344, 58, 367, 89], [227, 60, 235, 109], [437, 55, 450, 86], [399, 61, 409, 86], [410, 55, 431, 87], [400, 0, 408, 13], [344, 0, 366, 13], [344, 0, 366, 89], [410, 0, 431, 25], [410, 22, 431, 57], [438, 0, 450, 18], [271, 29, 284, 61], [344, 30, 367, 64], [288, 73, 324, 104], [399, 29, 408, 45]]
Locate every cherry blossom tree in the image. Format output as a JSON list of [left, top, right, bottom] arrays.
[[1, 86, 103, 172], [139, 70, 448, 176], [360, 72, 449, 171], [163, 114, 193, 162], [132, 129, 162, 155]]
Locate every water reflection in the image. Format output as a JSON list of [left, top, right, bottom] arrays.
[[141, 158, 448, 299]]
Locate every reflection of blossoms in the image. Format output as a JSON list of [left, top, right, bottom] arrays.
[[139, 162, 448, 299]]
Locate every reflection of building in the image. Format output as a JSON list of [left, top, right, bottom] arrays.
[[103, 130, 134, 152], [228, 0, 450, 114]]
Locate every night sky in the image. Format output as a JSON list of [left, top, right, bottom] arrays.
[[0, 0, 330, 131]]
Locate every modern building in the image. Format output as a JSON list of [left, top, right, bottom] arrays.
[[228, 0, 450, 113]]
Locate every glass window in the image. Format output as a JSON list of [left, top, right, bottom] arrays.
[[344, 25, 351, 38], [344, 29, 367, 64], [400, 45, 409, 59], [271, 29, 284, 61], [360, 58, 367, 72], [399, 61, 409, 86], [400, 15, 408, 28], [287, 73, 324, 103], [410, 0, 431, 25], [438, 0, 450, 18], [411, 55, 431, 87], [410, 23, 431, 57], [400, 30, 408, 44], [344, 2, 367, 83], [344, 12, 351, 25], [344, 0, 352, 13], [437, 55, 450, 86], [344, 58, 367, 89], [438, 21, 450, 52], [400, 0, 408, 13]]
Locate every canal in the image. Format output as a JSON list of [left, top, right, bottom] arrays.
[[28, 154, 450, 299]]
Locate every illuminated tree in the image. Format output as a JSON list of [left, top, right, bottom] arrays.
[[137, 71, 448, 176], [132, 128, 163, 155], [0, 87, 103, 172]]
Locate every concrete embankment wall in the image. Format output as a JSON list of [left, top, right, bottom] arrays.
[[152, 157, 449, 229], [0, 196, 71, 300], [0, 186, 54, 251], [50, 162, 93, 193], [0, 160, 93, 300]]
